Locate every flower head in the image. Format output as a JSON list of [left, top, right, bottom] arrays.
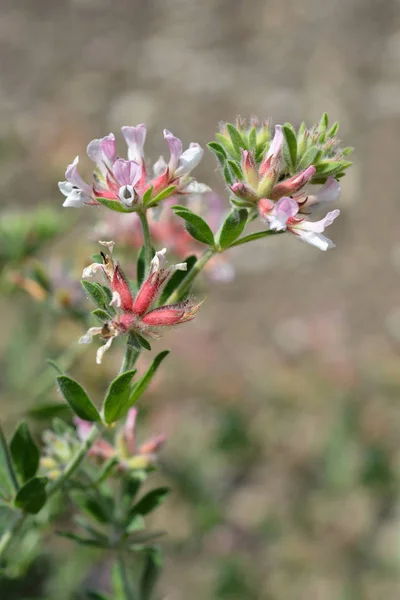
[[75, 408, 165, 471], [80, 242, 202, 363], [59, 126, 207, 212]]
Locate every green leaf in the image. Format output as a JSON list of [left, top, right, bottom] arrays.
[[207, 142, 227, 166], [142, 186, 153, 205], [217, 209, 248, 250], [130, 487, 170, 517], [327, 122, 339, 138], [172, 208, 215, 246], [248, 127, 257, 150], [57, 376, 101, 422], [315, 160, 352, 177], [56, 530, 109, 548], [81, 281, 111, 313], [129, 351, 170, 405], [282, 125, 297, 172], [296, 146, 322, 171], [10, 422, 39, 483], [226, 123, 247, 153], [215, 133, 237, 157], [148, 185, 177, 206], [103, 370, 137, 424], [226, 160, 243, 181], [135, 333, 152, 351], [159, 255, 197, 304], [71, 491, 113, 524], [229, 229, 278, 248], [223, 162, 234, 186], [92, 308, 111, 323], [141, 548, 163, 600], [96, 197, 136, 213], [15, 477, 47, 514]]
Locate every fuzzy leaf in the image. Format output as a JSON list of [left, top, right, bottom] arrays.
[[148, 185, 177, 206], [282, 125, 297, 172], [92, 308, 111, 323], [57, 376, 100, 422], [207, 142, 227, 166], [223, 162, 234, 186], [129, 351, 170, 405], [226, 160, 243, 181], [226, 123, 247, 153], [130, 487, 170, 518], [217, 209, 248, 250], [159, 255, 197, 304], [297, 146, 322, 171], [81, 281, 111, 314], [10, 422, 39, 483], [15, 477, 47, 514], [248, 127, 257, 150], [96, 197, 137, 213], [103, 370, 137, 424], [142, 186, 153, 205], [172, 208, 215, 246]]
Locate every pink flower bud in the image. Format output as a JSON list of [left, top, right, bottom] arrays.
[[141, 299, 200, 326], [241, 150, 258, 189], [270, 166, 316, 200], [231, 182, 258, 203], [111, 265, 134, 311]]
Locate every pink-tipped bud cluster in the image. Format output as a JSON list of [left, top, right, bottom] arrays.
[[79, 242, 202, 364], [59, 126, 208, 211], [75, 408, 165, 472]]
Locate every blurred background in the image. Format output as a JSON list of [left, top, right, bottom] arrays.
[[1, 0, 400, 598]]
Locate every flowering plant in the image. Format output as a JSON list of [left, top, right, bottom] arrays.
[[0, 114, 352, 598]]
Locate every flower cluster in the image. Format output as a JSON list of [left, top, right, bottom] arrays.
[[59, 125, 207, 211], [80, 241, 201, 364], [210, 115, 352, 250], [75, 408, 165, 471]]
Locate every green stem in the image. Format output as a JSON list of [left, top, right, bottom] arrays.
[[119, 334, 140, 374], [138, 211, 152, 272], [117, 551, 137, 600], [165, 247, 215, 305]]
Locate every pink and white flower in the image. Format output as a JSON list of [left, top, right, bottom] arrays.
[[60, 125, 207, 211], [259, 196, 340, 251]]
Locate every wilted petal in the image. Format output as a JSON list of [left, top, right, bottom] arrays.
[[164, 129, 183, 173], [174, 143, 203, 177], [79, 327, 103, 344], [121, 124, 147, 162], [82, 262, 104, 279], [96, 336, 115, 364]]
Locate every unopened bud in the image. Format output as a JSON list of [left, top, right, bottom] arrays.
[[231, 182, 259, 203], [270, 166, 316, 200], [241, 150, 258, 190]]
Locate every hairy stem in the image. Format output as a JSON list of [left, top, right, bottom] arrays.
[[138, 211, 152, 272], [165, 247, 215, 305]]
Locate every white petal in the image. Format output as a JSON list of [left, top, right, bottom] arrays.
[[299, 209, 340, 233], [174, 144, 203, 177], [150, 248, 167, 273], [96, 337, 114, 364], [62, 189, 87, 208], [173, 262, 187, 272], [58, 181, 74, 197], [82, 262, 103, 278], [182, 181, 212, 194], [296, 230, 336, 251], [79, 327, 102, 344], [153, 156, 167, 177]]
